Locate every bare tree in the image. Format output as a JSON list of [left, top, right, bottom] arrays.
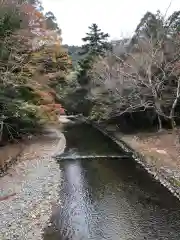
[[89, 32, 180, 130]]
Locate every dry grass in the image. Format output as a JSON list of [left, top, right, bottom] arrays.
[[119, 128, 180, 172], [0, 142, 25, 172]]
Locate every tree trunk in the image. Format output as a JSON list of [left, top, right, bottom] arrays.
[[157, 114, 162, 131], [170, 108, 176, 129], [171, 118, 176, 129], [0, 121, 4, 142], [170, 97, 178, 129], [155, 101, 163, 131], [170, 78, 180, 129]]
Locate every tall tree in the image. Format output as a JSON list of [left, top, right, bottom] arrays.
[[69, 24, 111, 115], [165, 11, 180, 36], [132, 10, 180, 44], [88, 10, 180, 130], [77, 23, 111, 85], [45, 11, 60, 34], [134, 11, 164, 40], [81, 23, 111, 57]]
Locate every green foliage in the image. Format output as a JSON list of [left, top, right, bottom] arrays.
[[77, 10, 180, 131], [0, 1, 71, 144], [68, 24, 111, 114], [78, 24, 111, 82], [165, 11, 180, 35], [45, 11, 61, 33], [0, 5, 21, 61], [77, 54, 94, 85], [56, 11, 180, 131], [63, 45, 84, 66], [0, 7, 21, 38], [134, 11, 164, 40], [0, 85, 41, 142], [59, 24, 111, 116], [81, 23, 111, 57], [132, 10, 180, 44], [0, 6, 38, 142]]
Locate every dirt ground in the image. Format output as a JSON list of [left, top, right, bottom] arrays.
[[120, 129, 180, 171], [105, 125, 180, 199]]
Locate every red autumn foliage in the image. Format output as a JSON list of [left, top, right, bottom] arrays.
[[45, 103, 65, 114]]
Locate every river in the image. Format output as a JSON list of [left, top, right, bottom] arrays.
[[43, 124, 180, 240]]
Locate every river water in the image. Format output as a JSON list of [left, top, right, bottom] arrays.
[[43, 124, 180, 240]]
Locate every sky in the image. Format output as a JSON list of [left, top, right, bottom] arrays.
[[42, 0, 179, 45]]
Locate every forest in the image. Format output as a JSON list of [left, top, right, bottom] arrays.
[[1, 0, 180, 145], [63, 11, 180, 132], [0, 0, 71, 144]]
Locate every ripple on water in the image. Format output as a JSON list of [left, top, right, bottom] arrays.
[[43, 124, 180, 240]]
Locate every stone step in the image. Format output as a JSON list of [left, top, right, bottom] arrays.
[[56, 155, 130, 161]]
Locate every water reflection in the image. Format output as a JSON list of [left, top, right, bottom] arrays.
[[43, 124, 180, 240]]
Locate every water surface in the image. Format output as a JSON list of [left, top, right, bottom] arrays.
[[43, 124, 180, 240]]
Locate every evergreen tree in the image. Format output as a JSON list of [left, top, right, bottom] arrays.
[[70, 24, 111, 116], [81, 23, 111, 57], [77, 23, 111, 86]]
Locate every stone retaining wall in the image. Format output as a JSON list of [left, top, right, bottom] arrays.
[[93, 123, 180, 201]]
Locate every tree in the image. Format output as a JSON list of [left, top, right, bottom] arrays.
[[165, 11, 180, 36], [0, 0, 71, 144], [77, 24, 111, 85], [88, 10, 180, 130], [63, 44, 84, 66], [61, 24, 111, 116], [132, 10, 180, 46], [81, 23, 111, 57], [134, 11, 164, 41], [44, 11, 61, 36]]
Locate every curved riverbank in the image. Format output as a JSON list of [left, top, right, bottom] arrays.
[[0, 128, 66, 240]]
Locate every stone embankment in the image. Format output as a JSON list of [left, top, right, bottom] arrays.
[[95, 124, 180, 201]]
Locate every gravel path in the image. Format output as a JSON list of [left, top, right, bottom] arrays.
[[0, 129, 66, 240]]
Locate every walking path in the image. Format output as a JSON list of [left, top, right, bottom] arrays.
[[0, 128, 66, 240]]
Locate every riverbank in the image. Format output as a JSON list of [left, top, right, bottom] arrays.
[[104, 125, 180, 200], [42, 123, 180, 240], [0, 127, 66, 240]]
